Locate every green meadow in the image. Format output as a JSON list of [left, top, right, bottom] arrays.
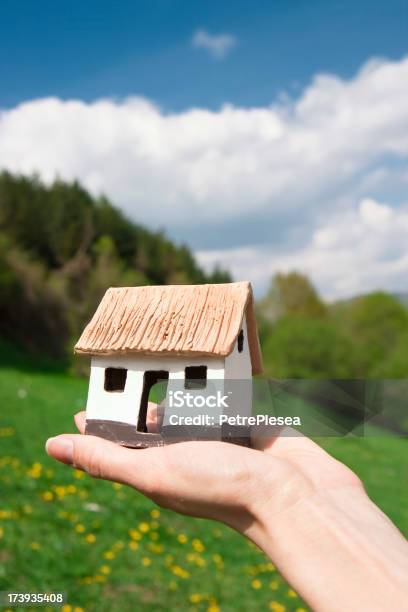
[[0, 360, 407, 612]]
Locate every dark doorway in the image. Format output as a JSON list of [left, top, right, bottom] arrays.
[[137, 370, 169, 433]]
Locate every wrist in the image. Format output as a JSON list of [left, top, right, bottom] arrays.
[[243, 453, 316, 534], [247, 480, 408, 611]]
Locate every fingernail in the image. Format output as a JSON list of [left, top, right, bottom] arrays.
[[45, 436, 74, 465]]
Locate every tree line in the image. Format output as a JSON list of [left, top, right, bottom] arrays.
[[258, 271, 408, 379], [257, 273, 408, 434], [0, 172, 229, 361]]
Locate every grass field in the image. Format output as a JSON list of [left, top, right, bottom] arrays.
[[0, 361, 407, 612]]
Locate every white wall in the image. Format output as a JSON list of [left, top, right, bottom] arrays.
[[224, 317, 252, 418], [224, 317, 252, 380], [86, 353, 225, 426]]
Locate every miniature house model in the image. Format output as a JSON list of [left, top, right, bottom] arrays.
[[75, 282, 262, 447]]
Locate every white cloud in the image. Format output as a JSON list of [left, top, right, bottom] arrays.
[[191, 29, 237, 59], [0, 55, 408, 297], [0, 56, 407, 230], [197, 198, 408, 300]]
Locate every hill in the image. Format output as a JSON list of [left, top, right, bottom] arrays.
[[0, 171, 229, 362], [393, 293, 408, 309]]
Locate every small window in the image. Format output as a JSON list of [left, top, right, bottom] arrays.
[[185, 366, 207, 390], [237, 329, 244, 353], [104, 367, 127, 392]]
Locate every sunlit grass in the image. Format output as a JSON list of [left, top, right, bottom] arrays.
[[0, 364, 406, 611]]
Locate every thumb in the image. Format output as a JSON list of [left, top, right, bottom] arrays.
[[45, 433, 156, 493]]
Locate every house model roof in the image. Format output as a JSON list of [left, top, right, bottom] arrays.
[[75, 281, 262, 374]]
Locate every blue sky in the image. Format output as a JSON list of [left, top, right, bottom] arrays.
[[1, 0, 407, 109], [1, 1, 408, 298]]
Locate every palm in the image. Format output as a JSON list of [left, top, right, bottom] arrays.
[[72, 411, 360, 529]]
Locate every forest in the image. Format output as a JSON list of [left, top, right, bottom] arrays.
[[0, 172, 229, 361]]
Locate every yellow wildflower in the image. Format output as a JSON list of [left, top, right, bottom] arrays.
[[128, 541, 138, 551], [41, 491, 53, 501], [129, 529, 141, 541], [269, 580, 279, 590], [100, 565, 111, 575], [251, 579, 262, 589], [192, 538, 205, 552], [66, 484, 76, 494], [75, 524, 85, 533], [0, 527, 3, 539], [269, 603, 285, 612], [150, 508, 160, 519], [30, 542, 41, 550], [139, 522, 150, 533], [177, 533, 188, 544], [0, 427, 15, 437], [27, 462, 42, 478], [94, 574, 106, 583], [148, 543, 163, 554], [195, 556, 206, 568], [1, 508, 16, 520], [142, 556, 151, 566], [171, 564, 190, 579], [73, 469, 85, 479], [23, 505, 33, 514], [189, 593, 202, 603], [85, 533, 96, 543], [103, 550, 115, 559], [62, 606, 72, 612]]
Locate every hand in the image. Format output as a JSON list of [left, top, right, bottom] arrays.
[[45, 407, 358, 532], [45, 408, 408, 612]]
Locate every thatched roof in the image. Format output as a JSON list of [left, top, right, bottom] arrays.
[[75, 282, 262, 374]]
